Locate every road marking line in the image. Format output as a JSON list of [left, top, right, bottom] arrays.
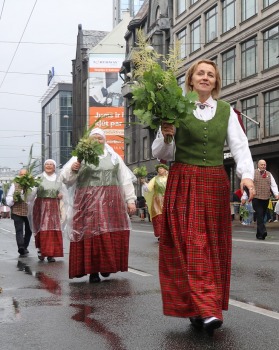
[[233, 238, 279, 245], [0, 228, 11, 233], [132, 230, 154, 234], [128, 268, 152, 277], [229, 299, 279, 320]]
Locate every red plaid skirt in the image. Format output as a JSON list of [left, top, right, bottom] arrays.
[[69, 231, 129, 278], [35, 230, 64, 257], [33, 198, 63, 257], [152, 214, 162, 237], [159, 163, 232, 320]]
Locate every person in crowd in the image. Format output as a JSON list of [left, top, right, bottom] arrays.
[[6, 169, 32, 257], [141, 164, 168, 239], [0, 184, 3, 204], [60, 128, 137, 283], [152, 59, 255, 335], [31, 159, 64, 262], [252, 159, 279, 240]]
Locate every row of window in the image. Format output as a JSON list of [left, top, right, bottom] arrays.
[[176, 23, 278, 86], [177, 0, 278, 21], [177, 1, 279, 65]]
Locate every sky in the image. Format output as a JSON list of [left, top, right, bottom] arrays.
[[0, 0, 113, 170]]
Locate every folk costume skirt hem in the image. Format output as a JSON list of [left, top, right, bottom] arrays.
[[159, 163, 232, 319], [69, 230, 130, 279], [35, 230, 64, 257]]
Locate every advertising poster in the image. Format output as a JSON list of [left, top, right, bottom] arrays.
[[89, 53, 125, 158]]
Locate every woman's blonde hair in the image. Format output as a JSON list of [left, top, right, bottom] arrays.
[[185, 59, 221, 99]]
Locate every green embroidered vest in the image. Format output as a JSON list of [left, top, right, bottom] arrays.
[[175, 100, 230, 166]]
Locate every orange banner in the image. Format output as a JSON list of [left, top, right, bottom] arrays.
[[89, 106, 125, 158]]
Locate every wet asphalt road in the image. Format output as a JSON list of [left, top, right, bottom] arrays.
[[1, 217, 279, 350]]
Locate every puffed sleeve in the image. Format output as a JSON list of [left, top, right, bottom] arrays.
[[226, 108, 254, 180]]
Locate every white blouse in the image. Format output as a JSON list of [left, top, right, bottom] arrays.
[[152, 96, 254, 180]]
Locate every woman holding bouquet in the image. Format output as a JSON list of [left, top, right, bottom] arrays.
[[141, 164, 168, 239], [60, 128, 137, 283], [32, 159, 64, 262], [152, 59, 255, 335]]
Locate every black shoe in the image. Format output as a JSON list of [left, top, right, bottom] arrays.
[[24, 249, 29, 254], [204, 318, 223, 335], [263, 232, 267, 239], [89, 273, 101, 283], [18, 247, 25, 255], [189, 317, 203, 330], [256, 234, 264, 240], [38, 256, 45, 261], [47, 257, 56, 262], [100, 273, 110, 278]]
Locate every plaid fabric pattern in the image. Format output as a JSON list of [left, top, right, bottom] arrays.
[[69, 185, 130, 278], [35, 230, 63, 257], [33, 197, 63, 257], [254, 170, 272, 199], [159, 163, 231, 320], [12, 184, 28, 216], [69, 231, 129, 278], [152, 214, 162, 238], [72, 185, 130, 238], [33, 198, 62, 233]]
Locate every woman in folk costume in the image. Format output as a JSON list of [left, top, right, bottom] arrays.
[[32, 159, 64, 262], [60, 128, 137, 283], [141, 164, 168, 239], [152, 59, 255, 335]]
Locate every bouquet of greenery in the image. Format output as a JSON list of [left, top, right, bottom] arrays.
[[14, 173, 41, 202], [239, 205, 249, 220], [131, 30, 198, 143], [71, 119, 104, 167], [14, 145, 41, 202], [133, 166, 148, 178]]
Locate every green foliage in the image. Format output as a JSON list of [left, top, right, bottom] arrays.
[[239, 205, 249, 220], [133, 166, 148, 178], [131, 29, 198, 130], [72, 138, 104, 167], [13, 173, 41, 202], [71, 116, 107, 167]]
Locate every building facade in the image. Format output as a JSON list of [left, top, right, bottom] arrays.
[[122, 0, 279, 194], [113, 0, 145, 26], [41, 83, 73, 169]]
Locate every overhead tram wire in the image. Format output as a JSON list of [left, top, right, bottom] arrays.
[[0, 0, 5, 21], [0, 0, 38, 89]]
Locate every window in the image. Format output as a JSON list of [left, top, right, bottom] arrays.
[[222, 48, 236, 87], [190, 18, 201, 53], [241, 37, 257, 78], [177, 0, 186, 16], [177, 75, 186, 95], [241, 0, 257, 21], [177, 28, 187, 59], [222, 0, 235, 33], [190, 0, 198, 4], [264, 89, 279, 137], [143, 137, 148, 160], [263, 0, 277, 8], [241, 96, 258, 140], [263, 25, 279, 70], [205, 7, 218, 43]]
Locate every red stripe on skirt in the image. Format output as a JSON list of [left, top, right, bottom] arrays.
[[159, 163, 232, 320]]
